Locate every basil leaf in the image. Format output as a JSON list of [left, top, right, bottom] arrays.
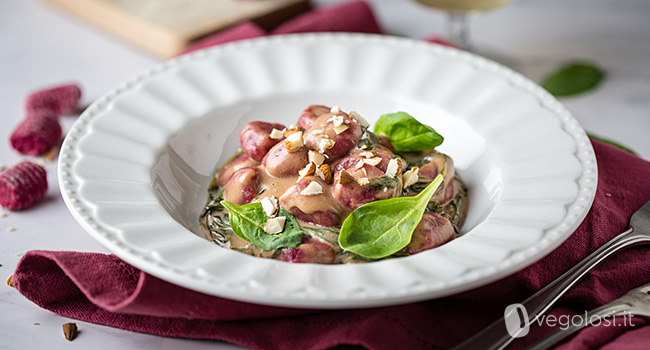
[[374, 112, 443, 153], [338, 174, 444, 259], [542, 62, 605, 97], [220, 201, 302, 250]]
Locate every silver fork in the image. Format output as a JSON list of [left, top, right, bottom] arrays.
[[526, 281, 650, 349], [451, 199, 650, 350]]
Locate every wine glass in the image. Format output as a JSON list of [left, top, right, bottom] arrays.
[[413, 0, 514, 51]]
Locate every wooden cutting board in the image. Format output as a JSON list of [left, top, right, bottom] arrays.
[[43, 0, 311, 57]]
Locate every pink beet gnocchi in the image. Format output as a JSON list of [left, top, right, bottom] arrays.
[[239, 121, 286, 162], [25, 83, 81, 115], [0, 161, 48, 210], [10, 111, 62, 156], [201, 105, 468, 264]]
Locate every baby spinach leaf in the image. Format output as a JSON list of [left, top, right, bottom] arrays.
[[542, 62, 605, 97], [374, 112, 443, 153], [338, 174, 444, 259], [221, 201, 302, 250]]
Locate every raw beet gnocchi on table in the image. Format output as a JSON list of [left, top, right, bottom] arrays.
[[200, 105, 468, 264]]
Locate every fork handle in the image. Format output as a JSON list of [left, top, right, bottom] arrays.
[[526, 303, 631, 350], [451, 227, 650, 350]]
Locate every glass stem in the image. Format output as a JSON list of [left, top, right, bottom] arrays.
[[447, 13, 471, 51]]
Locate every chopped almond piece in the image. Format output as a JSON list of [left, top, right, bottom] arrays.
[[62, 323, 78, 341], [386, 158, 402, 178], [298, 162, 316, 179], [318, 164, 333, 183], [363, 157, 383, 167], [300, 181, 323, 196], [330, 105, 341, 113], [357, 177, 370, 186], [318, 138, 335, 153], [308, 150, 325, 166], [264, 216, 286, 234], [261, 196, 279, 217], [333, 124, 349, 134], [359, 151, 376, 158], [349, 111, 370, 128], [339, 170, 355, 184], [284, 126, 303, 137], [402, 167, 420, 189], [332, 115, 345, 127], [269, 128, 285, 140], [284, 131, 304, 152]]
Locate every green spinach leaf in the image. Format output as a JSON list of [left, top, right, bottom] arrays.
[[221, 201, 302, 250], [338, 174, 444, 259], [374, 112, 443, 153], [542, 62, 605, 97]]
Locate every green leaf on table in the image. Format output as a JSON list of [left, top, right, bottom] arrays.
[[338, 174, 444, 259], [542, 61, 605, 97], [374, 112, 444, 153], [220, 201, 302, 250], [588, 133, 637, 155]]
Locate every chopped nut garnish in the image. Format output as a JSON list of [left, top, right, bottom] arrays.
[[349, 111, 370, 128], [0, 211, 6, 218], [357, 177, 370, 186], [298, 162, 316, 179], [264, 216, 286, 234], [7, 227, 15, 233], [6, 275, 13, 288], [284, 131, 304, 152], [284, 126, 303, 137], [333, 123, 349, 134], [330, 105, 341, 113], [339, 170, 355, 184], [318, 164, 333, 183], [355, 160, 365, 169], [359, 151, 376, 158], [62, 323, 78, 341], [363, 157, 383, 167], [261, 196, 279, 217], [44, 146, 59, 162], [332, 115, 344, 127], [386, 158, 402, 178], [318, 138, 335, 153], [269, 128, 285, 140], [402, 167, 420, 189], [308, 150, 325, 166], [300, 181, 323, 196], [311, 129, 323, 135]]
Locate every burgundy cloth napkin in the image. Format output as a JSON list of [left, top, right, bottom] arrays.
[[12, 139, 650, 349], [180, 0, 383, 55], [12, 1, 650, 348]]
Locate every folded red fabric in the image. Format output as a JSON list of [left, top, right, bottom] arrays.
[[13, 140, 650, 349], [180, 0, 382, 56], [180, 22, 266, 55]]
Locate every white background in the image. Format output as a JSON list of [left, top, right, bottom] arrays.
[[1, 0, 649, 349]]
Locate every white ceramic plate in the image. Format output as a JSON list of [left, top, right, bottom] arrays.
[[59, 33, 597, 308]]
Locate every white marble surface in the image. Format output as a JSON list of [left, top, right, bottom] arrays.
[[0, 0, 648, 349]]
